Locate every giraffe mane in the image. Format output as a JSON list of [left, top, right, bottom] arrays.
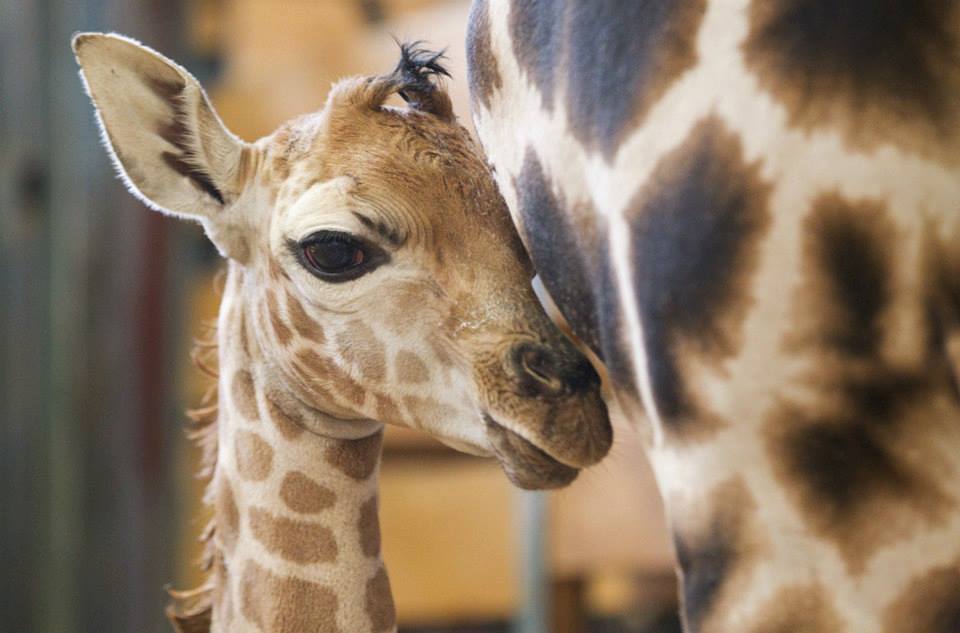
[[167, 299, 221, 633]]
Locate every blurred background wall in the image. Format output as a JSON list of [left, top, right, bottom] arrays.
[[1, 1, 678, 632]]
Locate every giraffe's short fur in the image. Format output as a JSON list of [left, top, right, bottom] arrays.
[[75, 32, 611, 633], [468, 0, 960, 629], [234, 430, 274, 481], [358, 496, 381, 558], [239, 561, 341, 633], [744, 584, 846, 633], [248, 507, 338, 564], [279, 471, 335, 514]]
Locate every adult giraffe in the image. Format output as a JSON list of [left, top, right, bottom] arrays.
[[467, 1, 960, 631]]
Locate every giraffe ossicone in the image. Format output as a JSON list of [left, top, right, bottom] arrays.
[[73, 32, 612, 633]]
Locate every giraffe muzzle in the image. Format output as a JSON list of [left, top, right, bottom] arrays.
[[484, 414, 580, 489]]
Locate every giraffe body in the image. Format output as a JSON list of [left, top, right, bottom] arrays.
[[73, 33, 612, 632], [467, 1, 960, 630]]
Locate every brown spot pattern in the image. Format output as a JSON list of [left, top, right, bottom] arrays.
[[240, 560, 341, 633], [404, 395, 459, 426], [743, 0, 960, 164], [234, 431, 274, 481], [248, 506, 338, 564], [507, 0, 707, 156], [746, 584, 846, 633], [325, 431, 383, 481], [280, 471, 336, 514], [337, 320, 387, 382], [267, 290, 293, 346], [374, 393, 404, 426], [395, 350, 429, 383], [231, 370, 259, 421], [365, 566, 396, 633], [883, 561, 960, 633], [238, 310, 251, 357], [466, 0, 503, 110], [216, 476, 240, 553], [265, 391, 305, 439], [297, 349, 367, 407], [286, 291, 325, 343], [427, 336, 455, 367], [626, 116, 770, 432], [358, 496, 380, 558], [767, 192, 954, 575], [674, 477, 763, 632]]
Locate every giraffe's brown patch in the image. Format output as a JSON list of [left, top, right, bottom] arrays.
[[427, 336, 455, 367], [337, 320, 387, 382], [266, 290, 293, 346], [403, 395, 459, 426], [216, 476, 240, 553], [237, 308, 251, 357], [766, 193, 955, 576], [767, 392, 953, 577], [248, 507, 338, 564], [508, 0, 706, 157], [883, 560, 960, 633], [296, 349, 366, 407], [627, 116, 771, 432], [234, 431, 274, 481], [513, 150, 625, 383], [264, 391, 305, 440], [374, 393, 404, 426], [673, 477, 764, 633], [358, 495, 380, 558], [325, 431, 383, 481], [395, 350, 429, 384], [231, 370, 260, 421], [268, 256, 285, 282], [286, 290, 325, 343], [786, 192, 897, 357], [745, 584, 846, 633], [743, 0, 960, 164], [240, 560, 341, 633], [365, 566, 396, 633], [280, 471, 336, 514], [466, 0, 503, 110]]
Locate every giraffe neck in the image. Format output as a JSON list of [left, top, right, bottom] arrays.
[[647, 388, 960, 633], [207, 268, 396, 633]]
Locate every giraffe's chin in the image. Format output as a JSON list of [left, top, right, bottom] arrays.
[[483, 415, 580, 490]]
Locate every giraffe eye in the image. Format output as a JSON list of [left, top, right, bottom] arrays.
[[294, 231, 386, 282]]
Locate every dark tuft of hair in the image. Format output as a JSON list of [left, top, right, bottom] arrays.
[[390, 40, 454, 119]]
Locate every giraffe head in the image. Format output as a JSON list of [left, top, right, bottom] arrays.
[[73, 33, 611, 489]]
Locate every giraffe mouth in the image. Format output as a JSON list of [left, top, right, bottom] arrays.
[[483, 414, 579, 489]]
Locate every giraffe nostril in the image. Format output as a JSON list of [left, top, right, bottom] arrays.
[[511, 343, 569, 397], [520, 346, 565, 393]]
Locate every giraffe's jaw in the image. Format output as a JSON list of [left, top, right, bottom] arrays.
[[483, 414, 581, 489]]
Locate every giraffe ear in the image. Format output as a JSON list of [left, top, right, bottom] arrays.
[[73, 32, 251, 257]]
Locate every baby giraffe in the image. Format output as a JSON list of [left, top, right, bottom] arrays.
[[74, 34, 611, 633]]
